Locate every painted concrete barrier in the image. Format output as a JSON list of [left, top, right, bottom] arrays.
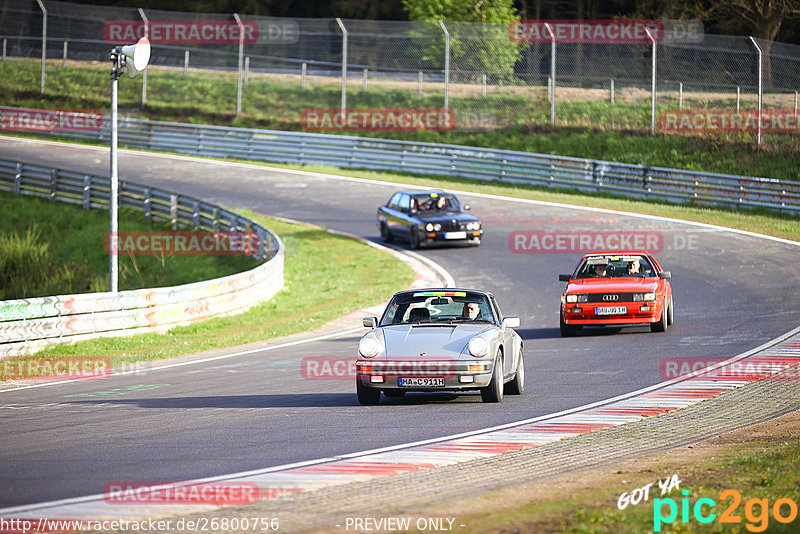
[[0, 159, 284, 357]]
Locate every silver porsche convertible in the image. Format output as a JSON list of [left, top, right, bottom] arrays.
[[355, 289, 524, 404]]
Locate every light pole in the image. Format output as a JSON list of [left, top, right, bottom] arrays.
[[108, 37, 150, 292]]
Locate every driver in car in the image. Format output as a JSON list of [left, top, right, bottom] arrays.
[[590, 263, 608, 277], [462, 302, 481, 320]]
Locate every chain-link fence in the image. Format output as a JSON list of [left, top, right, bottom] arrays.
[[2, 0, 800, 142]]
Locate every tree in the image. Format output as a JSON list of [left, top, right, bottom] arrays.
[[402, 0, 524, 79], [709, 1, 800, 86]]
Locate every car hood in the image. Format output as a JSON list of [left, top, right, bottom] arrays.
[[566, 278, 660, 293], [415, 212, 479, 222], [379, 323, 492, 359]]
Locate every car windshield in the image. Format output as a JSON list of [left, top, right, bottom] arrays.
[[380, 291, 494, 326], [411, 193, 460, 216], [573, 255, 655, 278]]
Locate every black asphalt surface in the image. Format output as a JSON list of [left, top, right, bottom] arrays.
[[1, 138, 798, 508]]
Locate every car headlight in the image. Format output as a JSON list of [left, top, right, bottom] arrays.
[[634, 293, 656, 302], [425, 223, 434, 232], [358, 335, 380, 358], [468, 336, 489, 357], [465, 222, 481, 231], [566, 294, 587, 303], [434, 223, 442, 231]]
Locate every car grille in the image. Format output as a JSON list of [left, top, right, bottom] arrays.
[[586, 293, 636, 303], [440, 221, 465, 231]]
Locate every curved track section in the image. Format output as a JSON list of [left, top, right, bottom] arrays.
[[0, 137, 798, 509]]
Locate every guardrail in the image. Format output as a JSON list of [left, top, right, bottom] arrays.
[[59, 118, 800, 214], [0, 159, 284, 357]]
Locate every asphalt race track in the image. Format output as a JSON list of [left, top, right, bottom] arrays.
[[1, 137, 798, 508]]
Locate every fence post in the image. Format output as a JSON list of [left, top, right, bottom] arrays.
[[234, 13, 244, 116], [362, 67, 368, 91], [482, 73, 486, 97], [83, 175, 91, 210], [610, 79, 614, 104], [14, 163, 22, 195], [2, 38, 6, 63], [418, 71, 423, 96], [36, 0, 46, 94], [138, 8, 149, 110], [245, 56, 250, 85], [49, 169, 57, 201], [679, 82, 683, 109], [301, 62, 306, 89], [170, 194, 178, 230], [794, 91, 797, 117], [749, 36, 762, 146], [192, 200, 200, 229], [438, 20, 450, 111], [184, 50, 189, 78], [62, 41, 67, 68], [645, 27, 657, 134], [336, 18, 348, 115], [144, 187, 152, 221], [544, 22, 555, 126], [736, 86, 740, 111]]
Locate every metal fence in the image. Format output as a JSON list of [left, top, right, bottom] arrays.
[[0, 158, 285, 357], [53, 117, 800, 214], [2, 0, 800, 140]]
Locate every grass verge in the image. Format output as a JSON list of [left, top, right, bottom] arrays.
[[397, 410, 800, 533], [2, 58, 799, 181], [15, 211, 416, 368], [0, 190, 258, 299]]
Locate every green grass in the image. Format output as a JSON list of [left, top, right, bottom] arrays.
[[402, 424, 800, 533], [2, 58, 800, 181], [19, 211, 416, 368], [0, 190, 257, 299]]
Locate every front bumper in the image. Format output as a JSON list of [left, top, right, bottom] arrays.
[[419, 229, 483, 245], [355, 359, 494, 390], [562, 301, 661, 326]]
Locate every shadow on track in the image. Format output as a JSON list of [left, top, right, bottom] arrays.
[[64, 392, 485, 408]]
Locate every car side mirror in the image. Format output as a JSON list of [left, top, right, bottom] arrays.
[[659, 271, 671, 279], [559, 274, 571, 282], [362, 317, 377, 328], [463, 204, 470, 210], [502, 316, 520, 329]]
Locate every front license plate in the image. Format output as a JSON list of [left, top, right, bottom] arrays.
[[444, 231, 467, 240], [398, 377, 445, 387], [595, 306, 627, 316]]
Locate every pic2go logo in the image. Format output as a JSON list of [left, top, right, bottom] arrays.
[[654, 489, 799, 532]]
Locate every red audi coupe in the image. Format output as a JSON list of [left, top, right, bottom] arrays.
[[558, 251, 673, 336]]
